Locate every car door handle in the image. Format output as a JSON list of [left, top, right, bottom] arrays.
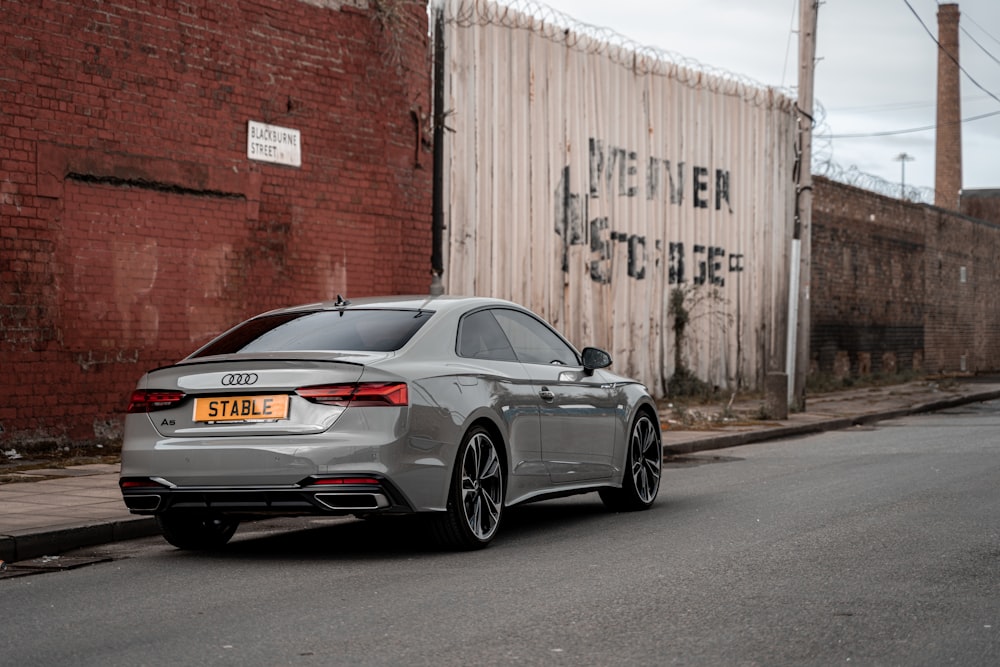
[[539, 388, 555, 401]]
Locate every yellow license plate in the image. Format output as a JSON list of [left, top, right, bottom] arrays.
[[193, 395, 290, 423]]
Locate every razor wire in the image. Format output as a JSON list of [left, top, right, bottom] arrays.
[[811, 102, 934, 204], [436, 0, 934, 205], [436, 0, 797, 109], [812, 161, 935, 204]]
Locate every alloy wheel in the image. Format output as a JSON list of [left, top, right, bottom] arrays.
[[460, 431, 503, 540], [630, 414, 661, 504]]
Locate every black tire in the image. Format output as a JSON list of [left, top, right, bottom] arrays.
[[600, 411, 661, 511], [156, 512, 239, 550], [431, 425, 505, 550]]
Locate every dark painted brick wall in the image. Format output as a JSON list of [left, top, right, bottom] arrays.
[[961, 190, 1000, 224], [812, 177, 1000, 379], [1, 0, 432, 444]]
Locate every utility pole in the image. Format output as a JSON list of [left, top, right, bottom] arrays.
[[789, 0, 818, 411], [894, 152, 915, 199]]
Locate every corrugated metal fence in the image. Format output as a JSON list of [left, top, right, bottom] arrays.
[[437, 0, 798, 396]]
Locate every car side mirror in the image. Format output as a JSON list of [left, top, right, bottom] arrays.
[[581, 347, 612, 373]]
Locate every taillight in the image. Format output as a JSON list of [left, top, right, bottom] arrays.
[[295, 382, 408, 407], [120, 478, 168, 489], [127, 389, 186, 413], [311, 477, 382, 486]]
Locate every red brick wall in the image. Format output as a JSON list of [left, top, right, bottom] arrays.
[[812, 177, 1000, 379], [922, 205, 1000, 374], [1, 0, 432, 446]]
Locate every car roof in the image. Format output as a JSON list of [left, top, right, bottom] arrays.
[[257, 294, 522, 317]]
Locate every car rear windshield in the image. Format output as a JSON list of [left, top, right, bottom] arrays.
[[191, 309, 434, 357]]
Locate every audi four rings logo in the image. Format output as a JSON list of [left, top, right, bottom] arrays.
[[221, 373, 259, 386]]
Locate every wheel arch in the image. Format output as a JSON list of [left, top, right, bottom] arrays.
[[614, 393, 662, 477], [463, 414, 510, 486], [634, 399, 661, 434]]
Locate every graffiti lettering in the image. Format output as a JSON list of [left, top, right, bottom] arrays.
[[691, 245, 727, 287], [693, 167, 709, 209], [669, 242, 686, 284], [590, 139, 641, 198], [556, 139, 743, 286], [589, 139, 731, 212], [583, 233, 738, 287], [590, 217, 610, 283], [648, 158, 685, 204], [626, 233, 646, 280], [716, 170, 731, 213], [588, 229, 649, 284]]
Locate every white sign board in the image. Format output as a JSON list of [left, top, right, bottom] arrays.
[[247, 120, 301, 167]]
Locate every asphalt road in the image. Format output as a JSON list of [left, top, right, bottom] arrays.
[[3, 402, 1000, 666]]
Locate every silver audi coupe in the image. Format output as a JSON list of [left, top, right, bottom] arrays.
[[120, 295, 662, 550]]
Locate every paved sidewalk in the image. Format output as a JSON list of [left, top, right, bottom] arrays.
[[0, 464, 159, 564], [3, 377, 999, 564], [661, 377, 1000, 453]]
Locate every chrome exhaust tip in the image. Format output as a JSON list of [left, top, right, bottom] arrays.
[[123, 494, 162, 511], [314, 493, 390, 511]]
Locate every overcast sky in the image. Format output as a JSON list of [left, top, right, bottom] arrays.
[[532, 0, 1000, 195]]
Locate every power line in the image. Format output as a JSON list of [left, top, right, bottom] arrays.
[[961, 26, 1000, 69], [963, 11, 1000, 50], [780, 0, 798, 88], [903, 0, 1000, 107], [830, 3, 1000, 140], [821, 109, 1000, 139], [827, 94, 992, 113]]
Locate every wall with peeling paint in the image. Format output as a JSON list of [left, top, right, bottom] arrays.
[[436, 0, 798, 397], [0, 0, 433, 445]]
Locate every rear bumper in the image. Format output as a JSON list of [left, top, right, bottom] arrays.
[[120, 475, 415, 517]]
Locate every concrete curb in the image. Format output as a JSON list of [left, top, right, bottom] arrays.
[[0, 516, 159, 563], [663, 389, 1000, 455]]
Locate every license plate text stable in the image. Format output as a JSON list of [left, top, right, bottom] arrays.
[[193, 395, 290, 422]]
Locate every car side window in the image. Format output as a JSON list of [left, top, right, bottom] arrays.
[[491, 309, 579, 366], [457, 310, 518, 362]]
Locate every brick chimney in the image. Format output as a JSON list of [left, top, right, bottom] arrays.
[[935, 3, 962, 210]]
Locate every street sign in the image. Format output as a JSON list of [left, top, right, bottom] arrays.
[[247, 120, 301, 167]]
